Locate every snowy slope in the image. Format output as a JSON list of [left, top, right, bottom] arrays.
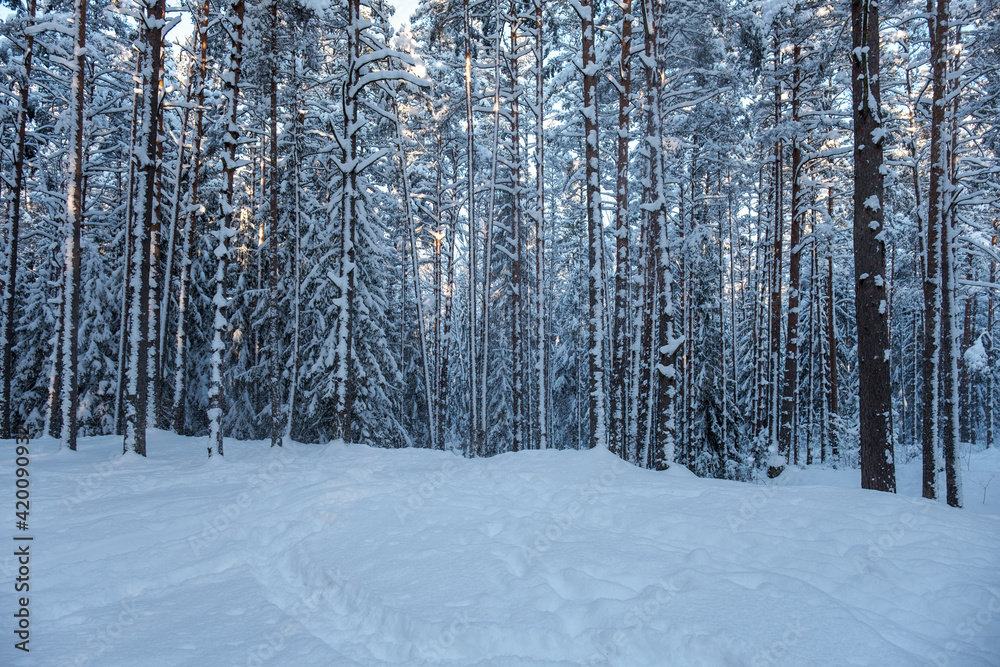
[[3, 432, 999, 666]]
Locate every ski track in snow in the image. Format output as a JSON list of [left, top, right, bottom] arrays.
[[2, 431, 999, 666]]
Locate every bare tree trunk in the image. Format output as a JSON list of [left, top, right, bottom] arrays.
[[268, 0, 282, 447], [923, 0, 948, 500], [987, 220, 996, 449], [463, 0, 478, 457], [172, 0, 209, 435], [115, 58, 142, 437], [852, 0, 895, 492], [577, 0, 606, 449], [778, 44, 802, 465], [940, 16, 965, 507], [60, 0, 86, 451], [159, 68, 194, 432], [147, 97, 165, 428], [610, 0, 633, 458], [124, 0, 164, 457], [959, 256, 973, 445], [509, 4, 525, 452], [208, 0, 243, 456], [391, 91, 436, 449], [478, 2, 503, 456], [767, 36, 783, 474], [825, 189, 839, 464], [286, 64, 304, 440], [1, 0, 36, 439], [532, 0, 548, 450]]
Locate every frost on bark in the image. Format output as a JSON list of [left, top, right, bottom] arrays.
[[778, 43, 802, 465], [935, 0, 961, 508], [851, 0, 895, 492], [208, 0, 244, 456], [576, 0, 607, 450], [124, 0, 165, 457], [463, 0, 478, 457], [609, 0, 633, 459], [331, 0, 360, 443], [172, 0, 209, 435], [267, 0, 282, 447], [508, 2, 525, 453], [922, 0, 948, 501], [532, 0, 549, 451], [60, 0, 86, 451]]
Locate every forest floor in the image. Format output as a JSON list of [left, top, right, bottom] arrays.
[[3, 432, 999, 666]]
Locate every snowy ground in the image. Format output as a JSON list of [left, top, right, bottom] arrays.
[[3, 432, 999, 666]]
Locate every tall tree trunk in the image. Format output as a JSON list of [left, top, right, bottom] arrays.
[[172, 0, 209, 435], [332, 0, 360, 443], [939, 9, 962, 508], [463, 0, 478, 457], [124, 0, 164, 457], [478, 2, 503, 456], [115, 58, 143, 437], [533, 0, 548, 450], [987, 220, 996, 449], [578, 0, 606, 449], [825, 189, 839, 464], [60, 0, 86, 450], [1, 0, 36, 439], [852, 0, 895, 492], [923, 0, 948, 500], [159, 70, 193, 432], [286, 65, 304, 440], [640, 0, 675, 468], [778, 44, 803, 465], [392, 92, 436, 449], [147, 96, 165, 427], [509, 5, 525, 453], [959, 256, 973, 445], [767, 36, 783, 474], [208, 0, 244, 456], [268, 0, 282, 447], [610, 0, 633, 458]]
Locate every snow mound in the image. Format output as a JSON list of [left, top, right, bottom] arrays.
[[3, 433, 999, 666]]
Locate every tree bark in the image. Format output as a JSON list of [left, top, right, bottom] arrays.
[[124, 0, 164, 457], [60, 0, 86, 450], [578, 0, 606, 449], [610, 0, 633, 458], [778, 43, 802, 465], [1, 0, 36, 439], [208, 0, 244, 456], [172, 0, 209, 435], [268, 0, 282, 447], [851, 0, 895, 492]]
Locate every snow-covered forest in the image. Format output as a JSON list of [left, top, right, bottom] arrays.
[[0, 0, 998, 498], [2, 0, 1000, 662]]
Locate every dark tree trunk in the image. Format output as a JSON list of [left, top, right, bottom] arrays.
[[1, 0, 36, 439], [268, 0, 282, 447], [852, 0, 895, 492], [509, 5, 525, 453], [124, 0, 165, 457], [463, 0, 478, 458], [923, 0, 949, 500], [778, 44, 802, 465], [610, 0, 633, 458], [578, 0, 606, 449], [208, 0, 244, 456], [826, 191, 839, 464]]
